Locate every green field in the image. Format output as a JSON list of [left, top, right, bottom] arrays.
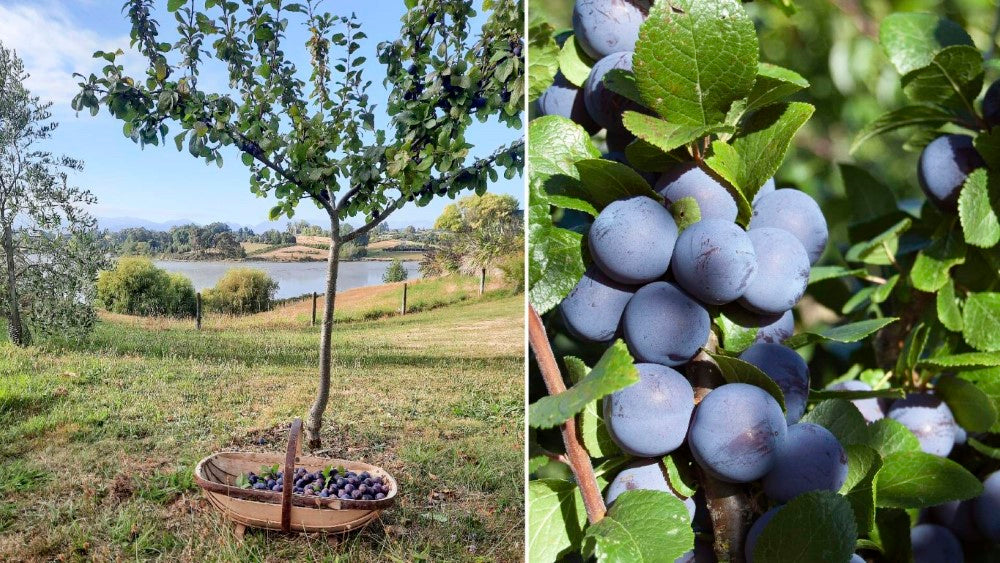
[[0, 291, 524, 561]]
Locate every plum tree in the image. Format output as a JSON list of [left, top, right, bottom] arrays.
[[622, 281, 709, 366], [928, 499, 982, 542], [917, 135, 985, 211], [749, 189, 828, 265], [537, 72, 599, 134], [825, 380, 884, 423], [739, 228, 810, 315], [671, 219, 757, 305], [584, 52, 641, 133], [560, 266, 636, 343], [572, 0, 650, 60], [745, 506, 780, 563], [604, 363, 695, 457], [761, 423, 848, 502], [688, 383, 787, 483], [604, 458, 696, 518], [910, 524, 964, 563], [588, 196, 678, 284], [984, 79, 1000, 126], [887, 394, 957, 457], [974, 470, 1000, 542], [654, 163, 738, 223], [739, 343, 810, 424]]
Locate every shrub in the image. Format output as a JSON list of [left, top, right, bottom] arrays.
[[96, 256, 196, 317], [496, 252, 524, 292], [203, 268, 278, 315], [382, 259, 409, 283]]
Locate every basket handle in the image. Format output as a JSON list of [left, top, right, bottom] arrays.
[[281, 418, 302, 533]]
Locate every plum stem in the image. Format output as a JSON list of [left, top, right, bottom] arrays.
[[688, 334, 754, 563], [527, 305, 607, 524]]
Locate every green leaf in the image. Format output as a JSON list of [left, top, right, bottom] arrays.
[[558, 35, 595, 88], [529, 340, 639, 429], [622, 112, 724, 156], [862, 418, 920, 457], [958, 169, 1000, 249], [875, 451, 983, 508], [936, 375, 998, 431], [901, 45, 984, 110], [527, 116, 599, 314], [669, 196, 701, 233], [703, 140, 753, 225], [808, 387, 905, 404], [708, 352, 786, 410], [937, 278, 964, 332], [167, 0, 185, 12], [850, 105, 956, 153], [744, 63, 809, 113], [918, 352, 1000, 370], [964, 292, 1000, 352], [838, 164, 898, 225], [663, 453, 698, 499], [784, 318, 898, 349], [730, 102, 815, 203], [808, 265, 867, 284], [910, 223, 966, 291], [802, 399, 869, 446], [841, 445, 882, 494], [633, 0, 757, 127], [842, 445, 883, 535], [879, 12, 973, 76], [713, 311, 758, 354], [873, 508, 912, 562], [528, 480, 588, 562], [571, 159, 661, 210], [624, 139, 683, 173], [584, 490, 694, 563], [975, 128, 1000, 171], [844, 218, 912, 265], [565, 357, 623, 458], [528, 20, 560, 100], [752, 491, 857, 563], [603, 70, 643, 106]]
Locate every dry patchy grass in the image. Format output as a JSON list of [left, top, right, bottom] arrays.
[[0, 294, 524, 562]]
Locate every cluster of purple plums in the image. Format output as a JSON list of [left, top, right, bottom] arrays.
[[537, 1, 1000, 561], [242, 466, 389, 501]]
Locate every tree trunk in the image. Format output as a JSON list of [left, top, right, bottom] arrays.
[[2, 226, 25, 347], [306, 213, 341, 449]]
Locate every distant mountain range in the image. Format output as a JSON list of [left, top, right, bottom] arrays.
[[96, 216, 431, 232], [97, 216, 293, 233]]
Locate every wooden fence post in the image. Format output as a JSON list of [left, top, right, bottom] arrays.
[[401, 283, 408, 315], [479, 268, 486, 296], [196, 292, 202, 330], [311, 292, 317, 326]]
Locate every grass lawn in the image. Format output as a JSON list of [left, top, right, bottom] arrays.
[[0, 291, 524, 561]]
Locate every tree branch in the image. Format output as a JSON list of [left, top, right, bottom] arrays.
[[528, 305, 606, 524], [688, 333, 754, 563]]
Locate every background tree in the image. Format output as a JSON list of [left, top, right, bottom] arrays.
[[382, 258, 408, 283], [76, 0, 523, 447], [0, 44, 106, 346], [434, 192, 520, 231]]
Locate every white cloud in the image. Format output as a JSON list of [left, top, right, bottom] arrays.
[[0, 2, 135, 113]]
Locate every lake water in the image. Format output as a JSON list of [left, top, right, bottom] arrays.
[[155, 260, 422, 299]]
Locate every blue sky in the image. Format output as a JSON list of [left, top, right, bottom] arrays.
[[0, 0, 523, 229]]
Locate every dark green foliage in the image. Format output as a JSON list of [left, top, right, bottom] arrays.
[[96, 257, 196, 317], [381, 259, 409, 284], [203, 268, 278, 315]]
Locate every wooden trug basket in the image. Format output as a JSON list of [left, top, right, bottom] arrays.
[[194, 418, 397, 537]]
